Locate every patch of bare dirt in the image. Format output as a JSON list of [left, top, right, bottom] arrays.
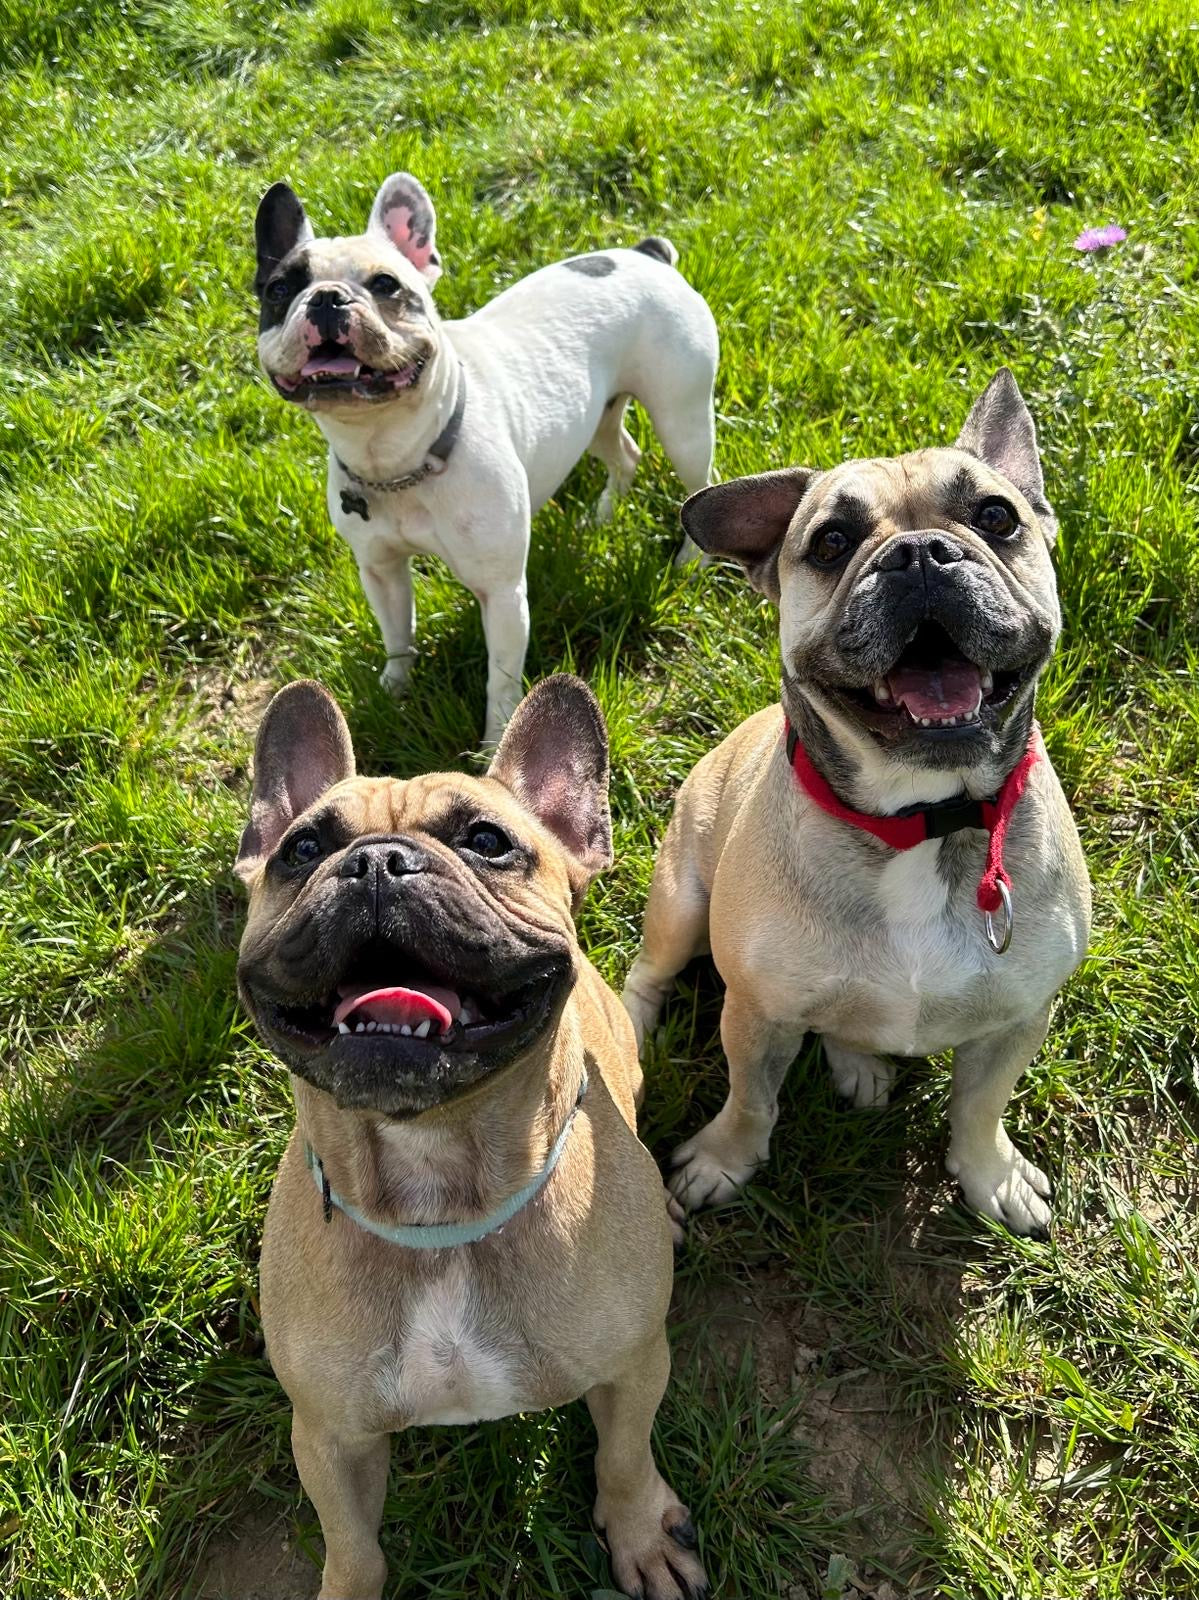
[[193, 1510, 316, 1600], [181, 663, 276, 787], [677, 1174, 967, 1596]]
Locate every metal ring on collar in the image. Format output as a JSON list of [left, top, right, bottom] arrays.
[[984, 879, 1013, 955]]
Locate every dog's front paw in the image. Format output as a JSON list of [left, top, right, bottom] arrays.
[[673, 534, 711, 569], [379, 656, 413, 698], [597, 1491, 709, 1600], [946, 1133, 1052, 1236], [668, 1116, 762, 1212]]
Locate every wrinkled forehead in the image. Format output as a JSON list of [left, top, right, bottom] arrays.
[[794, 448, 1018, 535], [306, 773, 519, 836], [302, 236, 426, 290]]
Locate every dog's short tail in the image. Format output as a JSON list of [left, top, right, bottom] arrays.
[[634, 235, 679, 267]]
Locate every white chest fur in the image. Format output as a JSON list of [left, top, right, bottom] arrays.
[[866, 840, 986, 1050], [746, 837, 994, 1058], [372, 1261, 523, 1427]]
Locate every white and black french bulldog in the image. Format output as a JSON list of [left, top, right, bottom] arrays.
[[254, 173, 719, 743]]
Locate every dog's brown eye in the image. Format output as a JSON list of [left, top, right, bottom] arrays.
[[283, 830, 323, 868], [367, 273, 402, 297], [974, 497, 1019, 540], [808, 524, 853, 567], [265, 277, 292, 303], [464, 823, 513, 860]]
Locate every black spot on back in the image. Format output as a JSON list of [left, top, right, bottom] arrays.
[[563, 254, 616, 278]]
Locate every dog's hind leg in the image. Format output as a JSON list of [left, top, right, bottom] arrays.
[[589, 394, 642, 523], [945, 1004, 1053, 1236], [587, 1334, 709, 1600], [622, 814, 710, 1054], [291, 1410, 390, 1599], [639, 377, 716, 566]]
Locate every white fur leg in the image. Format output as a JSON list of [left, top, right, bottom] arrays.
[[589, 395, 641, 524], [948, 1009, 1054, 1236], [824, 1040, 895, 1108], [479, 582, 530, 745], [358, 554, 416, 697]]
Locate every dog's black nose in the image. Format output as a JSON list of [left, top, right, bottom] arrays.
[[339, 838, 427, 881], [306, 284, 352, 342], [877, 532, 965, 573]]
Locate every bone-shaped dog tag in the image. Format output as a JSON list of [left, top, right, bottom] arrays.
[[341, 488, 370, 521]]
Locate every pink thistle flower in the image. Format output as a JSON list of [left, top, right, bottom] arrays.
[[1073, 224, 1127, 252]]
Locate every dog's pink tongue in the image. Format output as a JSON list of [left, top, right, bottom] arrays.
[[887, 660, 982, 720], [301, 354, 362, 378], [333, 985, 458, 1032]]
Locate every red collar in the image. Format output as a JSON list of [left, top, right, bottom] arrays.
[[784, 719, 1041, 929]]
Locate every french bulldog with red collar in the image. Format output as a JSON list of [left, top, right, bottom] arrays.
[[622, 371, 1091, 1237], [254, 173, 719, 744]]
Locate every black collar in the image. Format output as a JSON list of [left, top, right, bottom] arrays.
[[336, 362, 466, 509]]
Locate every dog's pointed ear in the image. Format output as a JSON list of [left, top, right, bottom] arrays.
[[368, 172, 442, 285], [680, 468, 817, 601], [487, 675, 611, 902], [956, 368, 1058, 546], [235, 681, 356, 886], [255, 182, 314, 294]]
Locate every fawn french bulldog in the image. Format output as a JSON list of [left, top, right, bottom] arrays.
[[623, 370, 1091, 1236], [235, 675, 707, 1600], [254, 173, 719, 743]]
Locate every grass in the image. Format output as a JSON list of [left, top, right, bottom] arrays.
[[1, 0, 1197, 1596]]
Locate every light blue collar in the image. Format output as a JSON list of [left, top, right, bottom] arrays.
[[305, 1070, 588, 1250]]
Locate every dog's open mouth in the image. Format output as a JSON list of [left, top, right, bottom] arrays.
[[263, 944, 558, 1057], [272, 344, 426, 401], [838, 623, 1024, 737]]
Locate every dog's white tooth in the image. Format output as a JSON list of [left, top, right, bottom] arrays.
[[366, 1020, 377, 1033], [400, 1024, 412, 1036], [338, 1021, 351, 1035], [355, 1021, 365, 1033], [980, 669, 994, 694], [874, 679, 891, 703], [920, 716, 931, 726], [413, 1019, 432, 1038]]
